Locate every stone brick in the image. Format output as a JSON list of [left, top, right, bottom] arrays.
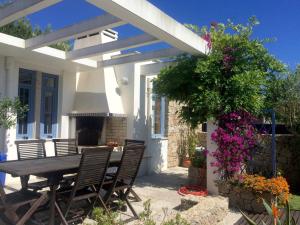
[[105, 117, 127, 145], [166, 101, 207, 167]]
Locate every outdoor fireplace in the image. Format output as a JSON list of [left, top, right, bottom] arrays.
[[76, 116, 104, 146]]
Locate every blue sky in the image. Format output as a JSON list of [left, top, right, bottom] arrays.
[[26, 0, 300, 69]]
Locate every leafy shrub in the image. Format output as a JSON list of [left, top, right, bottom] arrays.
[[0, 97, 28, 129], [89, 200, 190, 225], [154, 17, 285, 128], [90, 207, 122, 225]]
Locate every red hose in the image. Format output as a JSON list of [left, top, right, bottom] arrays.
[[178, 185, 208, 196]]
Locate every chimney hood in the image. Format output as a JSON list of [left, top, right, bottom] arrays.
[[68, 92, 126, 117]]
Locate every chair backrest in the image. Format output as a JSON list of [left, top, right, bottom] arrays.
[[53, 138, 78, 156], [15, 139, 46, 160], [124, 139, 145, 146], [73, 147, 113, 191], [116, 145, 145, 186]]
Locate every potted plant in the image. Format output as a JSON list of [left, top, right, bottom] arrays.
[[177, 131, 188, 167], [181, 129, 197, 168], [221, 174, 290, 214], [0, 97, 28, 185], [188, 147, 207, 187]]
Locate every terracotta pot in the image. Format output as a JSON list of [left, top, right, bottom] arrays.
[[182, 159, 191, 168]]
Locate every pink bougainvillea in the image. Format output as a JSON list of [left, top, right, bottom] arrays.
[[211, 110, 258, 180]]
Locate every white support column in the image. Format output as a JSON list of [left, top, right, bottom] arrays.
[[4, 57, 19, 160], [206, 120, 219, 195], [0, 57, 6, 153], [0, 0, 62, 27]]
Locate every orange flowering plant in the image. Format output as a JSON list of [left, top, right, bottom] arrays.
[[236, 174, 290, 204]]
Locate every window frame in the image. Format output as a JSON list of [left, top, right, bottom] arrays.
[[16, 69, 36, 140], [40, 73, 59, 139], [150, 81, 166, 139]]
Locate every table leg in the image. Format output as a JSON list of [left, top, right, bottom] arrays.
[[20, 175, 29, 190], [48, 184, 58, 225]]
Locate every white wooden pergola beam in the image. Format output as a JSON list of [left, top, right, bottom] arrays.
[[0, 0, 62, 27], [25, 14, 126, 50], [140, 61, 172, 75], [98, 48, 183, 68], [66, 33, 160, 60], [87, 0, 208, 55]]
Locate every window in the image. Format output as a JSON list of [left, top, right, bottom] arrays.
[[40, 74, 58, 139], [17, 69, 36, 139], [150, 81, 167, 138]]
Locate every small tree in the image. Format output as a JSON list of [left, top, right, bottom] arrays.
[[0, 17, 71, 51], [154, 17, 286, 179], [272, 66, 300, 134], [154, 17, 286, 128], [0, 97, 28, 129]]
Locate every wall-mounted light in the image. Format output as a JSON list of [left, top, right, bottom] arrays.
[[121, 77, 129, 85]]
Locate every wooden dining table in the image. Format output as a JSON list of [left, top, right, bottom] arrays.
[[0, 151, 123, 225]]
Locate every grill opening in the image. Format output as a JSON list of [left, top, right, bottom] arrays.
[[76, 117, 104, 146]]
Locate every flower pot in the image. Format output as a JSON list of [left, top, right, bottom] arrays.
[[182, 159, 191, 168], [218, 182, 273, 214], [188, 166, 207, 188]]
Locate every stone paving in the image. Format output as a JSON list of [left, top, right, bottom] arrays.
[[2, 167, 243, 225]]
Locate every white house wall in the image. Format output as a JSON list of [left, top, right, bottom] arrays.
[[113, 63, 169, 174], [0, 55, 78, 163]]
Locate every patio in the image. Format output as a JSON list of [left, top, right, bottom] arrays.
[[2, 167, 242, 225]]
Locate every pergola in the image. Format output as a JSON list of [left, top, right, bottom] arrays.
[[0, 0, 208, 70]]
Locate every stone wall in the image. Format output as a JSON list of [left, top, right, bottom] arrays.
[[105, 117, 127, 145], [250, 134, 300, 193], [166, 101, 207, 167]]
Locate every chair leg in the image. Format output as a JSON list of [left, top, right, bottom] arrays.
[[125, 198, 139, 219], [97, 195, 110, 214], [16, 192, 48, 225], [55, 202, 68, 225], [4, 208, 19, 224], [129, 189, 142, 202]]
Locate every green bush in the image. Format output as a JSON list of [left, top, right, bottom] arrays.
[[89, 200, 190, 225], [154, 17, 286, 128]]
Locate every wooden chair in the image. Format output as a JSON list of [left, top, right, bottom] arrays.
[[124, 139, 145, 202], [15, 139, 46, 160], [104, 145, 145, 218], [124, 139, 145, 146], [15, 140, 48, 191], [0, 183, 47, 225], [57, 147, 113, 223], [52, 138, 80, 187], [53, 139, 79, 157]]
